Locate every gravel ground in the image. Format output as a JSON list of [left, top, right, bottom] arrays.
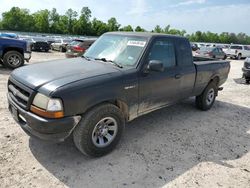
[[0, 52, 250, 188]]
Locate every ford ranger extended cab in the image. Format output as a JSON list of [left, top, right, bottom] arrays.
[[8, 32, 230, 157], [0, 37, 31, 69]]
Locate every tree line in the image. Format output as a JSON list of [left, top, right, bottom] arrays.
[[0, 7, 250, 44]]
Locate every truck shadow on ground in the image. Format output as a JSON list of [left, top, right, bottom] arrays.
[[0, 65, 12, 75], [234, 78, 250, 85], [29, 99, 250, 188]]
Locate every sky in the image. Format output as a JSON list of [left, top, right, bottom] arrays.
[[1, 0, 250, 34]]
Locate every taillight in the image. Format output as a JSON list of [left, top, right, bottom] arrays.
[[73, 46, 85, 52]]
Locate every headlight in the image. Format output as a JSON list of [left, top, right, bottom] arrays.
[[31, 93, 64, 118]]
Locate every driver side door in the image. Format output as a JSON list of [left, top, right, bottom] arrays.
[[138, 37, 182, 114]]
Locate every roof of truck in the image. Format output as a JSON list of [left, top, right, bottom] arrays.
[[105, 32, 186, 39]]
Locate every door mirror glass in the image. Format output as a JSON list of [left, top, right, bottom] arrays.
[[147, 60, 164, 72]]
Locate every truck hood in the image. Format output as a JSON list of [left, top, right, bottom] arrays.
[[11, 57, 121, 94]]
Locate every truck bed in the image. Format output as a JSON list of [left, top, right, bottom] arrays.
[[192, 56, 230, 96]]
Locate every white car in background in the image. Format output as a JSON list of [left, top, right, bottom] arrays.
[[225, 45, 250, 60]]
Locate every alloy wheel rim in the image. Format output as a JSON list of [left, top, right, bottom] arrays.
[[206, 88, 215, 105], [8, 55, 21, 66], [92, 117, 118, 148]]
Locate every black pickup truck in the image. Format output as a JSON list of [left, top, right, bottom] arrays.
[[8, 32, 230, 157]]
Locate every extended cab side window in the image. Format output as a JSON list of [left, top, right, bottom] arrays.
[[148, 39, 176, 68], [176, 39, 193, 66]]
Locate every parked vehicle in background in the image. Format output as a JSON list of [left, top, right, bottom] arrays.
[[51, 39, 72, 52], [65, 39, 96, 58], [0, 33, 19, 39], [196, 47, 227, 59], [24, 37, 50, 52], [191, 43, 199, 51], [45, 38, 56, 46], [242, 57, 250, 83], [0, 37, 31, 68], [226, 45, 250, 60], [7, 32, 230, 157]]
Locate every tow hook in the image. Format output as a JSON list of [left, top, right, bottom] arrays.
[[218, 87, 223, 91]]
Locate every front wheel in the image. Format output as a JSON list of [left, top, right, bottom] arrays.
[[196, 82, 218, 111], [73, 104, 125, 157], [3, 51, 24, 69]]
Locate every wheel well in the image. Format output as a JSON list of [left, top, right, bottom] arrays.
[[108, 100, 129, 121], [85, 100, 129, 121], [210, 76, 219, 86], [3, 47, 24, 56]]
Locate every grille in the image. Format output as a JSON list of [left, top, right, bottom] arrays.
[[8, 79, 33, 109]]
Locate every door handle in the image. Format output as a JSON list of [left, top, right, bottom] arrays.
[[175, 74, 182, 79]]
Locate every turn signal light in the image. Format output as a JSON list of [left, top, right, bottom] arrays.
[[30, 105, 64, 119]]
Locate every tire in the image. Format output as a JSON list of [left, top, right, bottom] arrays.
[[237, 54, 242, 60], [73, 103, 125, 157], [223, 55, 227, 60], [3, 51, 24, 69], [196, 82, 218, 111]]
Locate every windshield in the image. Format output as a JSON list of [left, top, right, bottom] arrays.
[[84, 34, 147, 67]]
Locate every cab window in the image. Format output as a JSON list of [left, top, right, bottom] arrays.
[[148, 39, 176, 68]]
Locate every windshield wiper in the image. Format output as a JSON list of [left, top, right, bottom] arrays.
[[94, 58, 123, 68], [82, 55, 91, 61]]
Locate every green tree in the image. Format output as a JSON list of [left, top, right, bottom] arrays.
[[120, 25, 133, 32], [49, 8, 60, 33], [107, 17, 120, 31], [91, 18, 109, 36], [73, 7, 92, 35], [1, 7, 35, 31], [33, 9, 50, 33], [153, 25, 163, 33], [65, 8, 78, 34], [134, 26, 145, 32]]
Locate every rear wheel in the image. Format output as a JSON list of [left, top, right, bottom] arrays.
[[237, 54, 242, 60], [3, 51, 24, 69], [196, 82, 218, 111], [59, 46, 64, 52], [73, 103, 125, 157]]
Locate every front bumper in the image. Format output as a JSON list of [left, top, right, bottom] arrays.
[[24, 52, 31, 62], [242, 67, 250, 78], [8, 93, 81, 142]]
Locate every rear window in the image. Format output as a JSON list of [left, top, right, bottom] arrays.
[[70, 40, 82, 46], [230, 46, 243, 50]]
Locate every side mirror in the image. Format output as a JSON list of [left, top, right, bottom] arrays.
[[147, 60, 164, 72]]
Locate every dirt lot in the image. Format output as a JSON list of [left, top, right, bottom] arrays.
[[0, 52, 250, 188]]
